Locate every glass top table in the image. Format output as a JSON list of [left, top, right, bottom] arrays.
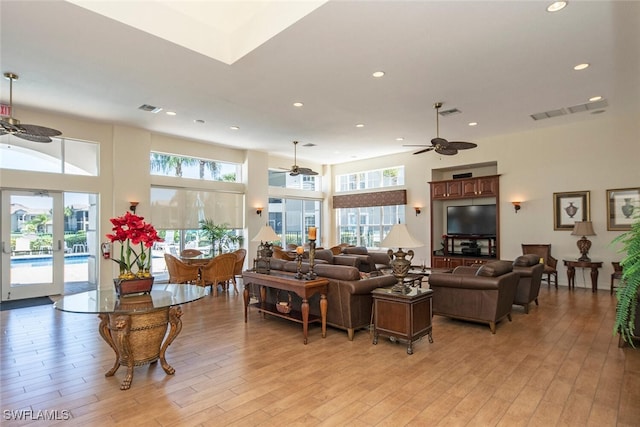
[[54, 284, 206, 390], [54, 283, 206, 314]]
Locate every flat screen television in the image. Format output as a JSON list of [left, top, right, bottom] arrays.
[[447, 204, 496, 236]]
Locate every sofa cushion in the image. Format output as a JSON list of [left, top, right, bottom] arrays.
[[476, 261, 513, 277], [314, 249, 334, 263], [342, 246, 368, 255], [513, 254, 540, 267]]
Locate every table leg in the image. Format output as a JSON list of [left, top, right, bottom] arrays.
[[566, 266, 576, 290], [98, 314, 120, 377], [108, 314, 135, 390], [590, 267, 599, 293], [243, 285, 250, 323], [159, 306, 183, 375], [301, 298, 309, 345], [320, 294, 327, 338]]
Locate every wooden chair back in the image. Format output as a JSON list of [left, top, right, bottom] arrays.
[[233, 249, 247, 277], [164, 253, 200, 284], [521, 244, 558, 287], [200, 253, 237, 297]]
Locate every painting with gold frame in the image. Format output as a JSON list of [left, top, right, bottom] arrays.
[[607, 187, 639, 231], [553, 191, 590, 230]]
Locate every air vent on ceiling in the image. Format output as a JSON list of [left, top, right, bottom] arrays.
[[138, 104, 163, 113], [530, 108, 567, 121], [303, 143, 316, 147], [439, 108, 461, 117], [567, 99, 608, 114]]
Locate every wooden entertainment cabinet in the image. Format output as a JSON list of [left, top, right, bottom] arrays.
[[429, 174, 500, 268]]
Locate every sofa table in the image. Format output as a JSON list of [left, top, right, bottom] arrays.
[[563, 259, 603, 293], [242, 271, 328, 344], [372, 287, 433, 355], [54, 284, 206, 390]]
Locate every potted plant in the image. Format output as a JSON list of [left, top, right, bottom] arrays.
[[612, 213, 640, 347]]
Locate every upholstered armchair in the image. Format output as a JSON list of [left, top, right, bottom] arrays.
[[512, 254, 544, 313], [428, 260, 520, 333], [522, 244, 558, 288]]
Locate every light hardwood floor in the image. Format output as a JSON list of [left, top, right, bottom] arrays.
[[1, 282, 639, 426]]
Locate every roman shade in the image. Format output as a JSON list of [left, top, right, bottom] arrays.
[[332, 189, 407, 209]]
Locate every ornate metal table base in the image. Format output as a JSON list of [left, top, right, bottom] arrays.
[[98, 306, 183, 390]]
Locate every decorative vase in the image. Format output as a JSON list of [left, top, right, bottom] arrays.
[[564, 202, 578, 218], [114, 276, 154, 296], [621, 198, 634, 219]]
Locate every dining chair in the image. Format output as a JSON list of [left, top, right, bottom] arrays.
[[230, 248, 247, 294], [521, 244, 558, 288], [200, 253, 237, 297], [611, 262, 624, 295], [164, 253, 200, 284]]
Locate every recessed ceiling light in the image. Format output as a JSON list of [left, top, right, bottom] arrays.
[[468, 122, 478, 126], [591, 110, 606, 115], [194, 119, 205, 124], [166, 111, 177, 116], [372, 71, 385, 78], [574, 63, 589, 71], [355, 123, 364, 128], [546, 1, 567, 13], [395, 137, 404, 141], [589, 96, 602, 102], [230, 126, 240, 130], [293, 102, 304, 107]]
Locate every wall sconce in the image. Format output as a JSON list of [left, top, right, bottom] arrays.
[[256, 208, 263, 217], [414, 207, 422, 216], [512, 201, 521, 214], [129, 201, 139, 214]]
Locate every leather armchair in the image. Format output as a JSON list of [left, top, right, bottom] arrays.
[[428, 260, 520, 333], [512, 254, 544, 313]]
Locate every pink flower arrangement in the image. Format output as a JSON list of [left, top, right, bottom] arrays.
[[106, 212, 163, 279]]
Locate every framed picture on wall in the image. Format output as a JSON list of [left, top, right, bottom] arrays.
[[553, 191, 590, 230], [607, 187, 640, 231]]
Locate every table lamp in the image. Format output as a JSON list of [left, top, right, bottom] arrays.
[[251, 225, 280, 273], [380, 223, 423, 293], [571, 221, 596, 262]]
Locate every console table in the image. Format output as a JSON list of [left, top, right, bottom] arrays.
[[242, 271, 328, 344], [372, 287, 433, 355], [53, 284, 206, 390], [563, 259, 603, 293]]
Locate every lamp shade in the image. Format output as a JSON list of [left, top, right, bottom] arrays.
[[380, 224, 423, 249], [571, 221, 596, 237], [251, 225, 280, 242]]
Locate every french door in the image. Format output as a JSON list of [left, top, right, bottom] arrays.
[[1, 190, 64, 300]]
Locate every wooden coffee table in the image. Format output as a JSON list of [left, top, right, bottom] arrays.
[[242, 271, 328, 344]]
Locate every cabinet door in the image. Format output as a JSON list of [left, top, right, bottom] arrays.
[[462, 179, 478, 197], [432, 256, 449, 268], [431, 182, 448, 199], [446, 181, 463, 198], [449, 258, 465, 268], [463, 258, 487, 266], [477, 177, 498, 196]]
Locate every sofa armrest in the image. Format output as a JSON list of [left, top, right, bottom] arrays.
[[451, 266, 479, 275], [333, 255, 360, 268], [369, 251, 391, 267], [342, 275, 397, 295]]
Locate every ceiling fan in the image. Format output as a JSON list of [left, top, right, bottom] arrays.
[[276, 140, 318, 176], [404, 102, 477, 155], [0, 72, 62, 142]]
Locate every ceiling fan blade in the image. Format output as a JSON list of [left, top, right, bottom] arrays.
[[413, 147, 435, 155], [18, 124, 62, 137], [14, 133, 53, 143], [448, 141, 478, 150], [403, 144, 433, 147], [297, 168, 318, 175], [431, 137, 449, 147], [435, 146, 458, 156]]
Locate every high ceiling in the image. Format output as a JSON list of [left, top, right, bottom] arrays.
[[1, 0, 639, 165]]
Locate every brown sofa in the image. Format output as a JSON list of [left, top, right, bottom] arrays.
[[263, 259, 397, 340], [340, 246, 392, 272], [428, 260, 520, 333], [512, 254, 544, 313]]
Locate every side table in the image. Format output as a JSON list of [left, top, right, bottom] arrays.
[[372, 287, 433, 355], [563, 259, 603, 293]]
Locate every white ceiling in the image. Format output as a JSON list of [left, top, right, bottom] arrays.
[[1, 0, 639, 165]]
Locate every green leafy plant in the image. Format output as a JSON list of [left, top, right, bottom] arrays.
[[199, 219, 243, 256], [612, 212, 640, 346]]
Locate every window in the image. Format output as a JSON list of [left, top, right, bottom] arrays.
[[336, 205, 404, 248], [150, 152, 241, 182], [268, 198, 321, 246], [336, 166, 404, 192], [268, 170, 319, 191], [0, 136, 99, 176]]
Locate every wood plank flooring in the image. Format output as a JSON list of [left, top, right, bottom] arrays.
[[1, 283, 639, 426]]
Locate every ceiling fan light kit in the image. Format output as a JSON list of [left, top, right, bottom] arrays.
[[0, 72, 62, 143], [406, 102, 477, 156]]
